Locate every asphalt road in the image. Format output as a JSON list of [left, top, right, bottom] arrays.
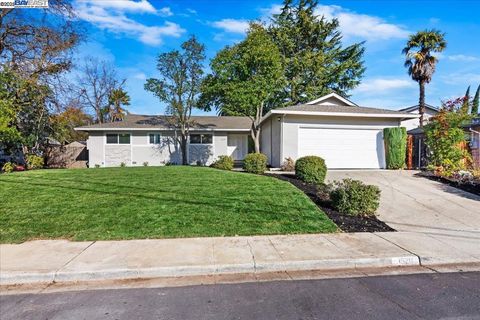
[[1, 272, 480, 320]]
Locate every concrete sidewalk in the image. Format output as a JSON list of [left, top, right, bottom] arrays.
[[2, 231, 479, 287]]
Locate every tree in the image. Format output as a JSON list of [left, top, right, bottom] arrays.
[[108, 88, 130, 122], [462, 85, 470, 112], [403, 29, 447, 127], [268, 0, 365, 106], [77, 58, 124, 123], [145, 36, 206, 165], [200, 24, 284, 153], [472, 85, 479, 115], [50, 106, 93, 144], [424, 97, 473, 175]]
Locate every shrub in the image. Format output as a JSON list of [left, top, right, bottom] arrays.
[[120, 162, 126, 167], [143, 161, 149, 167], [94, 164, 100, 168], [383, 127, 407, 169], [329, 179, 381, 216], [281, 157, 295, 171], [211, 155, 234, 171], [26, 154, 44, 170], [243, 153, 267, 174], [2, 162, 15, 173], [295, 156, 327, 183]]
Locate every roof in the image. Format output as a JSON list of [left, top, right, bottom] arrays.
[[398, 104, 439, 113], [306, 92, 358, 106], [265, 104, 419, 119], [75, 114, 252, 131]]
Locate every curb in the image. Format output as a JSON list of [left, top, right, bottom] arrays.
[[0, 255, 420, 286]]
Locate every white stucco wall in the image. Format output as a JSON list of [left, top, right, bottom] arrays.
[[86, 132, 104, 167], [260, 117, 281, 166], [401, 109, 437, 131], [266, 114, 401, 167]]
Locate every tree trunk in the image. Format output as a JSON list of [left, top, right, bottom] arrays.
[[180, 134, 188, 165], [418, 80, 426, 127], [251, 128, 260, 153]]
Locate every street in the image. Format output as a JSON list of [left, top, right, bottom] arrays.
[[1, 272, 479, 320]]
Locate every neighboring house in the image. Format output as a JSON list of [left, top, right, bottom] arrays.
[[76, 93, 418, 169], [398, 104, 439, 131]]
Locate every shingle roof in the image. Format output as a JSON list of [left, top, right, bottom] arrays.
[[76, 114, 252, 131], [274, 104, 414, 116], [398, 104, 439, 113]]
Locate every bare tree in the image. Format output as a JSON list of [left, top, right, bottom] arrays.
[[145, 36, 205, 165], [77, 58, 125, 123]]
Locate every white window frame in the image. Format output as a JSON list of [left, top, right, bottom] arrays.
[[148, 132, 162, 145], [189, 133, 213, 145]]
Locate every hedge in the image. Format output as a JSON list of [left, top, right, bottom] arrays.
[[383, 127, 407, 169]]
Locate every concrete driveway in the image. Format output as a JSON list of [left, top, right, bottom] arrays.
[[326, 170, 480, 237]]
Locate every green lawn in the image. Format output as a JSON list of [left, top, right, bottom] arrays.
[[0, 166, 337, 243]]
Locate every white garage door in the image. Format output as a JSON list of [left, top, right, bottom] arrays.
[[298, 127, 385, 169]]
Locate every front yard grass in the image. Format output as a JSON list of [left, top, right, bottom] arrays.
[[0, 166, 337, 243]]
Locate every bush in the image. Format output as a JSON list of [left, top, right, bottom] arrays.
[[295, 156, 327, 183], [94, 164, 100, 168], [383, 127, 407, 169], [143, 161, 149, 167], [281, 157, 295, 171], [329, 179, 381, 216], [120, 162, 126, 167], [2, 162, 15, 173], [26, 154, 44, 170], [243, 153, 267, 174], [211, 155, 234, 171]]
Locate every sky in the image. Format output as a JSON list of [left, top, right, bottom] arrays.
[[71, 0, 480, 115]]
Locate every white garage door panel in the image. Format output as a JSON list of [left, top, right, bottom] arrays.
[[298, 127, 385, 169]]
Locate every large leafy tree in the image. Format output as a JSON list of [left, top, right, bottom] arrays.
[[268, 0, 365, 106], [108, 88, 130, 122], [403, 29, 447, 126], [199, 24, 284, 153], [145, 36, 205, 165], [50, 105, 92, 144]]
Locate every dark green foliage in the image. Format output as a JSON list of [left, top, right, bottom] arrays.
[[472, 85, 479, 115], [329, 179, 381, 216], [25, 154, 44, 170], [211, 155, 234, 171], [463, 85, 471, 112], [243, 153, 268, 174], [383, 127, 407, 169], [268, 0, 365, 106], [295, 156, 327, 184]]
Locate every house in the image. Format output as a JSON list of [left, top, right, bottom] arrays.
[[76, 93, 418, 169], [398, 104, 439, 131]]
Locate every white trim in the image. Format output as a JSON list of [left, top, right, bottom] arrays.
[[75, 127, 250, 132], [268, 109, 420, 119], [306, 93, 358, 106]]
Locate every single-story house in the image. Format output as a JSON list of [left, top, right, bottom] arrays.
[[76, 93, 418, 169], [398, 104, 439, 131]]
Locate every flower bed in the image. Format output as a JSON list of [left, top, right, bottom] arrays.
[[416, 170, 480, 196], [268, 173, 395, 233]]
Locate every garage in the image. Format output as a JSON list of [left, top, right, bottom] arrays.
[[298, 127, 385, 169]]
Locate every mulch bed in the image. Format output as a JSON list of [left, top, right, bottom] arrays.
[[415, 171, 480, 196], [267, 173, 395, 233]]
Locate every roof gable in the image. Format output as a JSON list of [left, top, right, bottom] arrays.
[[306, 93, 358, 107], [398, 104, 439, 113]]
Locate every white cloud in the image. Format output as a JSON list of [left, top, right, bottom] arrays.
[[159, 7, 173, 17], [187, 8, 197, 15], [77, 0, 156, 14], [132, 72, 146, 80], [355, 78, 415, 93], [212, 19, 250, 34], [75, 1, 185, 45], [260, 3, 409, 41], [442, 72, 480, 85], [447, 54, 479, 62]]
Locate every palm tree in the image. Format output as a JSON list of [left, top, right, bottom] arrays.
[[108, 88, 130, 122], [403, 30, 446, 126]]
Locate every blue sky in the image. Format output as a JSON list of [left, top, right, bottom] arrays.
[[72, 0, 480, 115]]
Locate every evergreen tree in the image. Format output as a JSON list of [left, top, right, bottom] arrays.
[[472, 85, 479, 115], [462, 85, 470, 112], [268, 0, 365, 106]]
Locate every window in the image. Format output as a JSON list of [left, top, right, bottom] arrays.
[[106, 133, 130, 144], [149, 133, 161, 144], [190, 134, 212, 144]]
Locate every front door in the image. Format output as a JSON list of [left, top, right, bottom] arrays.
[[227, 134, 248, 160]]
